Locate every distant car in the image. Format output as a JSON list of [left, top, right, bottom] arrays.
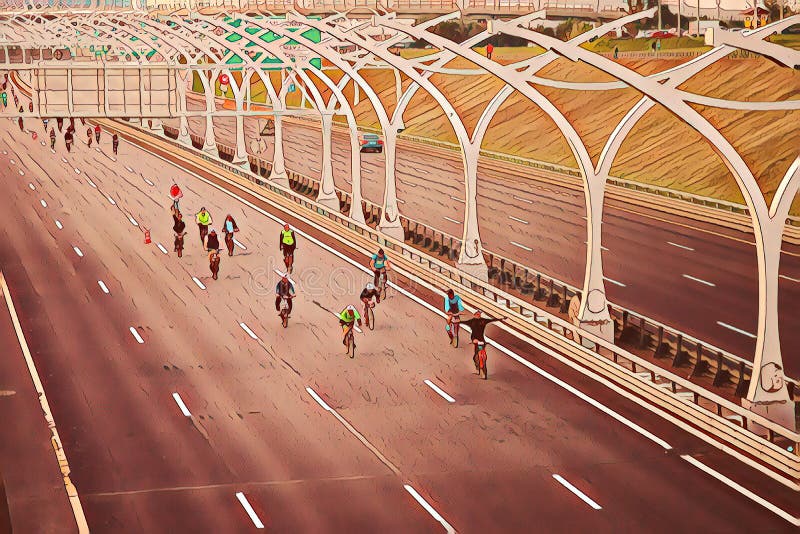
[[359, 133, 383, 153], [651, 31, 675, 39]]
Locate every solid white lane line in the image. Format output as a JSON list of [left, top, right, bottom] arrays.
[[233, 238, 247, 250], [128, 215, 139, 227], [28, 183, 35, 190], [424, 380, 455, 403], [508, 215, 529, 224], [239, 322, 259, 340], [717, 321, 756, 339], [668, 241, 695, 251], [510, 241, 532, 252], [97, 280, 109, 294], [235, 492, 265, 529], [683, 274, 715, 287], [54, 219, 63, 230], [779, 274, 800, 283], [449, 195, 464, 203], [0, 273, 90, 532], [513, 195, 534, 204], [443, 216, 460, 224], [404, 485, 456, 534], [306, 386, 331, 411], [106, 195, 116, 205], [86, 177, 96, 188], [552, 474, 602, 510], [129, 327, 144, 344], [681, 455, 800, 527], [72, 246, 83, 258], [139, 145, 674, 452], [172, 392, 192, 417], [40, 199, 47, 208], [157, 243, 168, 255], [604, 276, 626, 287], [192, 277, 206, 290]]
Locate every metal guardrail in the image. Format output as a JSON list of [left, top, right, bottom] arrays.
[[165, 124, 799, 399], [132, 121, 800, 483]]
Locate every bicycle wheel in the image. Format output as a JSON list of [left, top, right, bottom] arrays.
[[348, 332, 356, 358], [281, 311, 288, 328], [367, 307, 375, 331], [453, 322, 459, 348], [380, 273, 387, 300]]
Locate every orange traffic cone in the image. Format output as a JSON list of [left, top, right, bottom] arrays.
[[144, 229, 151, 244]]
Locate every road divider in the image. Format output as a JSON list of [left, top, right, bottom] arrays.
[[552, 474, 602, 510], [129, 326, 144, 344], [403, 485, 455, 534], [424, 379, 455, 403], [235, 492, 265, 529], [239, 322, 259, 340], [172, 392, 192, 417]]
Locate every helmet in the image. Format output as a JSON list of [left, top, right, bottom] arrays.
[[346, 304, 356, 313], [200, 207, 206, 212], [283, 223, 290, 231], [473, 310, 482, 317], [209, 228, 216, 234], [366, 283, 375, 290]]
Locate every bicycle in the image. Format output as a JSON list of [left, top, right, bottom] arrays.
[[224, 232, 234, 256], [473, 341, 488, 380], [364, 301, 376, 331], [376, 269, 388, 300], [209, 250, 220, 280], [283, 248, 294, 274], [174, 232, 186, 258], [279, 295, 293, 328], [449, 313, 461, 348], [344, 324, 356, 358]]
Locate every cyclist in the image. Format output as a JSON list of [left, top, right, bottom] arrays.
[[443, 289, 465, 346], [49, 128, 56, 150], [172, 210, 186, 251], [369, 248, 391, 287], [223, 214, 239, 256], [279, 223, 297, 273], [112, 134, 119, 155], [196, 207, 212, 245], [360, 282, 381, 328], [274, 274, 295, 316], [86, 128, 93, 148], [169, 183, 183, 211], [64, 129, 73, 152], [204, 228, 220, 263], [460, 310, 505, 370], [338, 305, 362, 348], [94, 124, 101, 143]]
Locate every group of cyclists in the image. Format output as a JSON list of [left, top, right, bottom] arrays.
[[170, 185, 244, 281]]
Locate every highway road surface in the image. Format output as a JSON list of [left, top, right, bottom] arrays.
[[1, 116, 799, 532], [164, 99, 800, 378]]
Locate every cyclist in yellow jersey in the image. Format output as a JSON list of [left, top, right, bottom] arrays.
[[279, 223, 297, 272]]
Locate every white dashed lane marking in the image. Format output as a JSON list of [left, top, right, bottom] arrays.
[[235, 492, 265, 529], [97, 280, 109, 294], [192, 277, 206, 290], [129, 327, 144, 344], [424, 380, 455, 403], [552, 474, 602, 510], [172, 392, 191, 417], [54, 220, 63, 230], [72, 246, 83, 258], [239, 322, 259, 340], [157, 243, 168, 255], [40, 199, 47, 208]]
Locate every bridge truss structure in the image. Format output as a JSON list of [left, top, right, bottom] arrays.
[[0, 5, 799, 419]]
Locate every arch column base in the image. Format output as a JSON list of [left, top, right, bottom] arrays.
[[378, 219, 405, 243], [269, 170, 290, 189], [177, 131, 192, 147], [202, 141, 217, 155], [317, 191, 340, 212], [456, 260, 488, 283], [741, 398, 797, 432], [149, 119, 164, 136]]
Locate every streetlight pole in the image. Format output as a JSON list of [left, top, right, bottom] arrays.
[[658, 0, 662, 30]]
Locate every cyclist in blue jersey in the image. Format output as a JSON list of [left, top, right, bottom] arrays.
[[443, 289, 465, 346], [369, 248, 391, 287]]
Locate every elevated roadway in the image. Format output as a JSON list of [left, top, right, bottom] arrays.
[[1, 116, 798, 531]]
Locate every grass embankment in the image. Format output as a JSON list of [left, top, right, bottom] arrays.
[[195, 44, 800, 214]]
